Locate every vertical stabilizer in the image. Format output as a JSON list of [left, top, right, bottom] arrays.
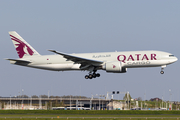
[[9, 31, 40, 58]]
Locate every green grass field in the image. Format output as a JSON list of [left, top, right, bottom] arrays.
[[0, 116, 180, 120], [0, 110, 180, 120]]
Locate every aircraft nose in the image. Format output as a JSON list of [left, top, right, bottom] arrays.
[[169, 56, 178, 64], [172, 56, 178, 63], [175, 57, 178, 62]]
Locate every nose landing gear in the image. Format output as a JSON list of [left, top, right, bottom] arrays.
[[160, 65, 166, 74], [160, 71, 164, 74]]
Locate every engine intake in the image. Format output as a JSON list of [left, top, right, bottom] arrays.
[[103, 61, 127, 73]]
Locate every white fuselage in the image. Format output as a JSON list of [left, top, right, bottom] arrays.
[[10, 50, 178, 71]]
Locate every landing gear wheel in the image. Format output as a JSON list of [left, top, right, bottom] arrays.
[[85, 75, 89, 79], [160, 71, 164, 74], [92, 73, 96, 78], [96, 73, 100, 77], [88, 74, 93, 79]]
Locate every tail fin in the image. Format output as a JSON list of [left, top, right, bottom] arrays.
[[9, 31, 40, 58]]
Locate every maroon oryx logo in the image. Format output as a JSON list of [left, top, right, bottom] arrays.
[[10, 35, 34, 58]]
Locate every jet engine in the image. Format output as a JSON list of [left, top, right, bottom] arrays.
[[102, 61, 127, 73]]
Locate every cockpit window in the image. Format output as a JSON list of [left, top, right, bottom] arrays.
[[169, 55, 175, 57]]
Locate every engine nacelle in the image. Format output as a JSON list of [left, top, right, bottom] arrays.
[[102, 61, 127, 73]]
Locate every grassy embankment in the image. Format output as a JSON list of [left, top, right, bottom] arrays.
[[0, 110, 180, 120]]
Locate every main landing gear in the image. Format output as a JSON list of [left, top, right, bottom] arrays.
[[160, 65, 166, 74], [85, 71, 100, 79]]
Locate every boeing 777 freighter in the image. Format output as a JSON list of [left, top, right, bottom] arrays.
[[6, 31, 178, 79]]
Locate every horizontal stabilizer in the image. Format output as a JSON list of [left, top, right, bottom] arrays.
[[5, 58, 31, 63]]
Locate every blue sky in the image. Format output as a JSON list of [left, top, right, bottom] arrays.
[[0, 1, 180, 101]]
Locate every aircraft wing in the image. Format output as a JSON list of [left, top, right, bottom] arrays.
[[48, 50, 103, 66]]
